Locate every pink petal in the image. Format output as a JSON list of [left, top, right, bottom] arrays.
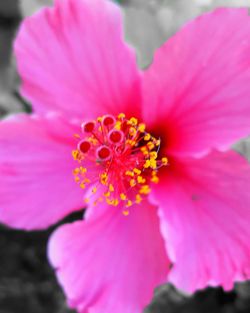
[[15, 0, 141, 118], [143, 8, 250, 157], [0, 114, 85, 230], [48, 202, 170, 313], [151, 150, 250, 292]]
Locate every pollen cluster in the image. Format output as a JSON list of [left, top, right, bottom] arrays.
[[72, 113, 168, 214]]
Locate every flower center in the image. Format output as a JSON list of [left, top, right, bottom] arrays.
[[72, 113, 168, 214]]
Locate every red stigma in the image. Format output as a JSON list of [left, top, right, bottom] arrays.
[[82, 121, 95, 133], [109, 130, 123, 144], [102, 115, 116, 127], [78, 140, 91, 153], [97, 146, 112, 161]]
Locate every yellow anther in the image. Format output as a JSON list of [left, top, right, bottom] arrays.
[[155, 139, 161, 146], [83, 178, 91, 183], [139, 185, 151, 195], [128, 117, 138, 126], [137, 176, 146, 184], [150, 159, 157, 169], [84, 198, 90, 203], [112, 199, 119, 206], [114, 121, 121, 130], [147, 142, 155, 150], [92, 187, 97, 194], [135, 194, 142, 204], [151, 175, 159, 184], [130, 179, 136, 187], [80, 182, 86, 189], [123, 210, 130, 216], [118, 113, 125, 119], [129, 127, 137, 136], [133, 168, 141, 175], [89, 137, 98, 145], [74, 176, 80, 183], [107, 199, 119, 206], [125, 170, 134, 177], [120, 193, 127, 201], [162, 157, 168, 165], [126, 200, 133, 207], [144, 133, 151, 141], [74, 134, 81, 139], [100, 172, 108, 185], [140, 146, 149, 155], [106, 198, 112, 205], [149, 151, 158, 159], [104, 191, 111, 198], [97, 116, 103, 122], [80, 166, 87, 173], [73, 168, 80, 175], [126, 139, 136, 146], [72, 150, 79, 160], [109, 184, 114, 192], [138, 123, 146, 132], [144, 159, 151, 169]]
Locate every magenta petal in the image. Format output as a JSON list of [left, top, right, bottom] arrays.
[[48, 202, 170, 313], [143, 8, 250, 156], [15, 0, 141, 118], [152, 150, 250, 292], [0, 114, 84, 230]]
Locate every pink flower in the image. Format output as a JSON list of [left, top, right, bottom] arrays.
[[1, 0, 250, 311]]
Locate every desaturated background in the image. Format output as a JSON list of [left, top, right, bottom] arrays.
[[0, 0, 250, 312]]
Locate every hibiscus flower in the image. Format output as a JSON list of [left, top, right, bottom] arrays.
[[1, 0, 250, 312]]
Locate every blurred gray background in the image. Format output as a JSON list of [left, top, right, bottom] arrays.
[[0, 0, 250, 312]]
